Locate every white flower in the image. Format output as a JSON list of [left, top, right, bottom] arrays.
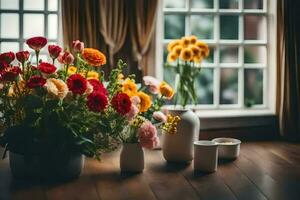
[[45, 78, 68, 99]]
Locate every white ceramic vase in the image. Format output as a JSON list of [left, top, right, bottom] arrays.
[[120, 143, 144, 172], [162, 109, 200, 162]]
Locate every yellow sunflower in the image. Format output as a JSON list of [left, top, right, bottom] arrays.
[[195, 41, 210, 58], [180, 37, 190, 47], [167, 52, 178, 63], [193, 55, 203, 63], [180, 48, 193, 61], [190, 45, 202, 57], [137, 91, 152, 112], [172, 45, 183, 57], [167, 40, 181, 52], [189, 35, 198, 44]]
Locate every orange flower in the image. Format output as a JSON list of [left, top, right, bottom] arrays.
[[180, 48, 193, 61], [195, 41, 210, 58], [167, 40, 181, 52], [180, 37, 190, 47], [189, 35, 198, 44], [193, 55, 203, 63], [122, 78, 138, 97], [172, 45, 183, 57], [167, 52, 178, 62], [159, 81, 174, 99], [82, 48, 106, 67], [190, 45, 202, 57], [137, 91, 152, 112]]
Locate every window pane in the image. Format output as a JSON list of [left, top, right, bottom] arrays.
[[1, 42, 19, 52], [48, 14, 58, 39], [195, 68, 214, 104], [219, 0, 239, 9], [220, 68, 238, 104], [1, 13, 19, 38], [244, 15, 266, 40], [191, 15, 214, 39], [244, 0, 263, 9], [164, 14, 185, 39], [191, 0, 213, 9], [244, 69, 263, 106], [244, 46, 266, 64], [48, 0, 58, 11], [203, 46, 214, 64], [220, 15, 239, 40], [24, 0, 44, 10], [24, 14, 44, 38], [1, 0, 19, 9], [164, 0, 186, 8], [220, 46, 239, 63]]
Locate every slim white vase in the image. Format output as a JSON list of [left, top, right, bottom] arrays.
[[120, 143, 144, 172], [162, 109, 200, 162]]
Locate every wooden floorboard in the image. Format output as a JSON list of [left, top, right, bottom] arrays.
[[0, 141, 300, 200]]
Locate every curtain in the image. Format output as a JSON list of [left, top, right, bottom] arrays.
[[61, 0, 99, 49], [276, 0, 300, 140], [130, 0, 158, 74], [98, 0, 128, 69]]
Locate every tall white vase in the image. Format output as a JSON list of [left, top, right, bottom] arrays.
[[120, 143, 144, 172], [162, 109, 200, 162]]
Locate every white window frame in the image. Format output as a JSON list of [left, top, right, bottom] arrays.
[[155, 0, 277, 117], [0, 0, 61, 56]]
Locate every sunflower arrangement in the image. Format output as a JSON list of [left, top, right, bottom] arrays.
[[166, 35, 210, 107], [0, 36, 178, 161]]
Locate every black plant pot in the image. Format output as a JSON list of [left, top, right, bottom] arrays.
[[9, 151, 84, 181]]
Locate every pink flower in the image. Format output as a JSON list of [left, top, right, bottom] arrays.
[[72, 40, 84, 53], [59, 52, 74, 65], [130, 96, 140, 106], [143, 76, 161, 94], [138, 121, 159, 149], [153, 111, 167, 122], [125, 105, 139, 121]]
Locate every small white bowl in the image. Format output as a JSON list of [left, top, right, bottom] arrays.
[[212, 138, 241, 159]]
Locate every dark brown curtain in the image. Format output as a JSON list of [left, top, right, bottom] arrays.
[[277, 0, 300, 140], [61, 0, 158, 79]]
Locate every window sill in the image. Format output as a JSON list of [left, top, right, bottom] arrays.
[[195, 109, 275, 118]]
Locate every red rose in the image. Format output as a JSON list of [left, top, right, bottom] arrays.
[[38, 62, 56, 74], [111, 93, 132, 115], [72, 40, 84, 53], [88, 79, 107, 95], [48, 45, 62, 59], [87, 92, 108, 112], [16, 51, 30, 63], [0, 67, 21, 81], [67, 74, 87, 95], [61, 52, 74, 65], [0, 52, 15, 64], [26, 36, 47, 51], [26, 76, 46, 88]]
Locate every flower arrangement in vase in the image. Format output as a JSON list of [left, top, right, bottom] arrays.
[[162, 35, 210, 163], [113, 72, 180, 172]]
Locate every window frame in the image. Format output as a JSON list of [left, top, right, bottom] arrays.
[[155, 0, 277, 117], [0, 0, 61, 55]]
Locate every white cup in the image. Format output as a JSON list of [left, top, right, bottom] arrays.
[[194, 140, 218, 172]]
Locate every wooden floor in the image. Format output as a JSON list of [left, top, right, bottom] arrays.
[[0, 141, 300, 200]]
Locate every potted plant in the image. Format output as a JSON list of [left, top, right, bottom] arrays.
[[0, 37, 117, 180], [163, 35, 210, 162]]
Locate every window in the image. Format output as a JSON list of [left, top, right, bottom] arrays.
[[0, 0, 60, 63], [156, 0, 276, 115]]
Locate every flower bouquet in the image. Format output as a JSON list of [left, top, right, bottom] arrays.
[[161, 35, 210, 163], [0, 36, 120, 180], [105, 67, 180, 172]]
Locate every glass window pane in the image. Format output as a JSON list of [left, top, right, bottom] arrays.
[[48, 0, 58, 11], [220, 46, 239, 63], [1, 0, 19, 9], [244, 69, 263, 106], [191, 0, 214, 9], [164, 14, 185, 39], [244, 46, 266, 64], [203, 46, 214, 64], [219, 0, 239, 9], [220, 68, 238, 104], [244, 0, 263, 9], [195, 68, 214, 104], [24, 14, 44, 38], [164, 0, 186, 8], [1, 13, 19, 38], [244, 15, 266, 40], [24, 0, 44, 10], [1, 42, 19, 52], [220, 15, 239, 40], [191, 15, 214, 39], [48, 14, 58, 39]]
